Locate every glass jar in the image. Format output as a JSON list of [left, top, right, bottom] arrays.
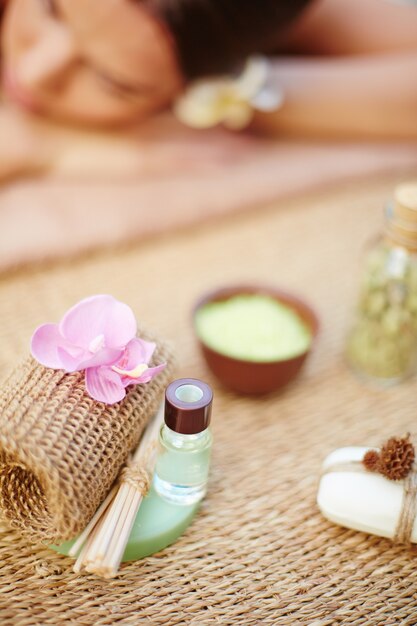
[[154, 378, 213, 505], [346, 183, 417, 384], [154, 425, 213, 506]]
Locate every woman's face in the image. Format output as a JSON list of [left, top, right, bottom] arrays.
[[2, 0, 183, 125]]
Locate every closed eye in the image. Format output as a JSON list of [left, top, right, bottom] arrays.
[[94, 69, 155, 100]]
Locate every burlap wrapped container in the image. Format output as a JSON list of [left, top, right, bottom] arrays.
[[0, 335, 174, 545]]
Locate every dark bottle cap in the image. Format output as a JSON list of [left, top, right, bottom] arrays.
[[165, 378, 213, 435]]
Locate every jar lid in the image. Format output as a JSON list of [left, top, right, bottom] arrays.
[[395, 183, 417, 222], [385, 182, 417, 249], [165, 378, 213, 435]]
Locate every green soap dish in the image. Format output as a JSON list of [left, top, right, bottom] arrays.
[[51, 486, 199, 562]]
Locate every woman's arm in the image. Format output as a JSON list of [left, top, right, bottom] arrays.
[[285, 0, 417, 55], [258, 0, 417, 139], [254, 52, 417, 139], [0, 107, 254, 181], [0, 105, 54, 181]]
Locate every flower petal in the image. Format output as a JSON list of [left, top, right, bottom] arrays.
[[78, 348, 123, 370], [58, 346, 122, 372], [235, 56, 268, 100], [173, 84, 226, 129], [122, 363, 166, 387], [112, 363, 148, 378], [31, 323, 71, 369], [59, 295, 137, 350], [223, 102, 253, 130], [123, 338, 156, 369], [251, 86, 284, 112], [85, 367, 126, 404]]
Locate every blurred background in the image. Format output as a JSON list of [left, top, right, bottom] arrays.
[[0, 0, 416, 269]]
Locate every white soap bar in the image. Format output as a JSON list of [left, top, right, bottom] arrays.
[[317, 446, 417, 542]]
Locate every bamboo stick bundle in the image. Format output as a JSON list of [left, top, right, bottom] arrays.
[[69, 404, 164, 578]]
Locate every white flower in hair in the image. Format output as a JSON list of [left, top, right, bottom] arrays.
[[174, 56, 283, 130]]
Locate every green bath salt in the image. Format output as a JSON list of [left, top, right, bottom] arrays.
[[195, 294, 312, 362]]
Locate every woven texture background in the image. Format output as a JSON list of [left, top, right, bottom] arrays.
[[0, 335, 174, 544], [0, 173, 417, 625]]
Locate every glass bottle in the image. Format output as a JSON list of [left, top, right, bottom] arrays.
[[346, 182, 417, 384], [154, 378, 213, 506]]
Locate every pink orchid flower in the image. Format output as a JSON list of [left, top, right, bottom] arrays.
[[31, 295, 165, 405]]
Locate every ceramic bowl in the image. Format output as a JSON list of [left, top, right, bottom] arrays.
[[193, 284, 319, 394]]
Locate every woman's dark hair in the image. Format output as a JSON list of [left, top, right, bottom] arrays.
[[147, 0, 311, 80]]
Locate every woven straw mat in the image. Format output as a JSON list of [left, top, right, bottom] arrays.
[[0, 173, 417, 625]]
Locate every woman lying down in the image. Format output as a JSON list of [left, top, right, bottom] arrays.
[[0, 0, 416, 182]]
